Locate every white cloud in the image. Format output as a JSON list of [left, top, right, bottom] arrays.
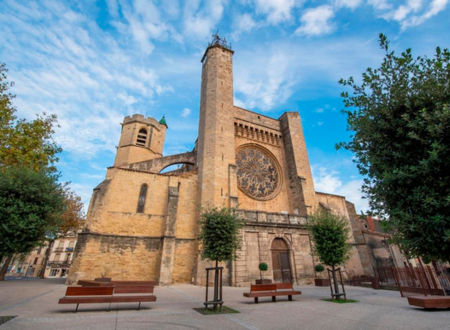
[[183, 0, 227, 40], [374, 0, 448, 29], [232, 13, 258, 39], [235, 49, 298, 110], [0, 1, 172, 158], [181, 107, 191, 117], [116, 0, 177, 54], [234, 38, 380, 111], [400, 0, 448, 28], [334, 0, 362, 9], [254, 0, 298, 24], [368, 0, 392, 11], [313, 166, 368, 213], [295, 5, 335, 36]]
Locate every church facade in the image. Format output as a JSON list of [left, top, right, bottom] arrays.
[[68, 38, 375, 286]]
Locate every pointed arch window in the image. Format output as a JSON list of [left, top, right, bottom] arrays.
[[136, 128, 147, 146], [137, 184, 148, 213]]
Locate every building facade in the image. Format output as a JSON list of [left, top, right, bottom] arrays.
[[68, 38, 376, 286], [7, 235, 77, 278]]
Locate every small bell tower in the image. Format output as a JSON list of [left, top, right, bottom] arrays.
[[113, 114, 167, 167]]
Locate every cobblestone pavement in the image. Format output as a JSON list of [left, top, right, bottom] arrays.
[[0, 279, 449, 329]]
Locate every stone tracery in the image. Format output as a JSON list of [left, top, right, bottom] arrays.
[[236, 146, 280, 200]]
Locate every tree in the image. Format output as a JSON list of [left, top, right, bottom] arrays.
[[309, 209, 351, 299], [38, 187, 85, 278], [198, 207, 244, 309], [0, 63, 61, 172], [0, 167, 66, 280], [338, 34, 450, 262], [0, 63, 66, 279]]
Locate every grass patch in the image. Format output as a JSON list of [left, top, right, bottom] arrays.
[[0, 316, 16, 326], [322, 298, 358, 304], [193, 306, 239, 315]]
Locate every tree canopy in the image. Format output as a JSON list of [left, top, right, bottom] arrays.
[[0, 63, 61, 172], [198, 207, 244, 262], [309, 209, 351, 268], [0, 167, 66, 257], [338, 34, 449, 262]]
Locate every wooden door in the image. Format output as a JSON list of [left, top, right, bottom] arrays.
[[271, 238, 292, 283]]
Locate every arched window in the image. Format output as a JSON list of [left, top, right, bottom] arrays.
[[137, 184, 148, 213], [136, 128, 147, 146]]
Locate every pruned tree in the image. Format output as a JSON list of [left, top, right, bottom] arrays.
[[199, 207, 244, 308], [309, 209, 351, 299], [338, 34, 450, 262]]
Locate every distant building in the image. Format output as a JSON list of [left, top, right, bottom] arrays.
[[359, 215, 407, 269], [7, 234, 77, 278]]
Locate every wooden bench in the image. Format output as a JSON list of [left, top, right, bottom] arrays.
[[77, 280, 156, 287], [58, 286, 156, 312], [243, 283, 302, 303], [407, 296, 450, 309]]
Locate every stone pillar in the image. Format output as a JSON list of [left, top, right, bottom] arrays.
[[279, 112, 316, 216], [159, 186, 179, 285]]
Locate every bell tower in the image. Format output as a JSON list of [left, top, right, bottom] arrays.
[[196, 35, 236, 208], [113, 114, 167, 167]]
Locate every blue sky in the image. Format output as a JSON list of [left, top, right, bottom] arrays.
[[1, 0, 449, 213]]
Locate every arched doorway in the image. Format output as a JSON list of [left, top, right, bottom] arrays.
[[271, 238, 292, 283]]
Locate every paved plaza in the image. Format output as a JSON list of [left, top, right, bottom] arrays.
[[0, 279, 449, 329]]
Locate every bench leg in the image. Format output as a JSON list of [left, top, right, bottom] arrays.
[[75, 303, 79, 313], [254, 297, 258, 304], [289, 295, 292, 301], [138, 302, 141, 310], [272, 296, 276, 302]]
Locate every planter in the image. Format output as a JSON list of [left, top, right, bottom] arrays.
[[314, 278, 330, 286], [255, 279, 272, 284]]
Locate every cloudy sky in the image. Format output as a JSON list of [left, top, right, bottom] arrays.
[[1, 0, 449, 213]]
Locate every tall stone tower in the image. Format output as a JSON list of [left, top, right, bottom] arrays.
[[114, 114, 167, 167], [196, 37, 237, 208]]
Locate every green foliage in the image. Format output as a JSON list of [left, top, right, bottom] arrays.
[[0, 63, 61, 172], [314, 264, 325, 273], [0, 167, 66, 257], [198, 207, 244, 262], [309, 210, 351, 268], [338, 34, 450, 262], [259, 262, 268, 272]]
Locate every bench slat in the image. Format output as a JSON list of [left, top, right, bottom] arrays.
[[114, 286, 154, 294], [66, 287, 114, 296], [275, 283, 293, 290], [250, 284, 277, 291], [110, 295, 156, 303]]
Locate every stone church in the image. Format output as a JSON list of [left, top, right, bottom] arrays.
[[68, 37, 375, 286]]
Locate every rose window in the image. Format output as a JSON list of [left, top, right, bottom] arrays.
[[236, 146, 280, 200]]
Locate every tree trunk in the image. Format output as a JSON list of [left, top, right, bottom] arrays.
[[332, 265, 340, 299], [39, 239, 54, 279], [0, 255, 12, 281]]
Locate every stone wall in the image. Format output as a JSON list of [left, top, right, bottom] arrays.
[[231, 210, 314, 287], [68, 167, 200, 284], [68, 233, 162, 284]]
